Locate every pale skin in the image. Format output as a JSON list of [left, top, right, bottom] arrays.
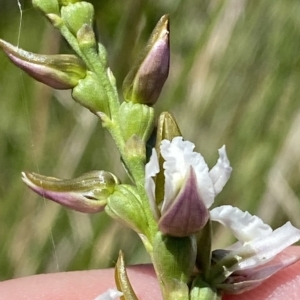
[[1, 247, 300, 300]]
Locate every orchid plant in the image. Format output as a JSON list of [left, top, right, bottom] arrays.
[[1, 1, 300, 299]]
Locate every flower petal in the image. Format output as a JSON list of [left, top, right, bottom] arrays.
[[211, 205, 300, 271], [236, 222, 300, 270], [94, 289, 123, 300], [161, 137, 215, 209], [217, 247, 300, 294], [145, 148, 160, 219], [209, 145, 232, 194], [210, 205, 272, 243]]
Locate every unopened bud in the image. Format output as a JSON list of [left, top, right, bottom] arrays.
[[119, 102, 155, 143], [155, 111, 181, 154], [22, 170, 119, 213], [61, 2, 94, 36], [72, 71, 110, 115], [0, 39, 86, 89], [153, 112, 182, 207], [105, 185, 149, 235], [122, 15, 170, 105]]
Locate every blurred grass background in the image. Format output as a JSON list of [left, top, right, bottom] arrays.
[[1, 0, 300, 281]]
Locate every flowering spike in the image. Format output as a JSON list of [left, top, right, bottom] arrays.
[[122, 15, 170, 105], [0, 39, 86, 89], [22, 171, 119, 213]]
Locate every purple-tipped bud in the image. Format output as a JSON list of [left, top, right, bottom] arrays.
[[122, 15, 170, 105], [22, 170, 120, 213], [0, 39, 86, 89], [159, 167, 209, 237]]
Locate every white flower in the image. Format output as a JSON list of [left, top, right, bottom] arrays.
[[210, 205, 300, 293], [145, 136, 232, 236], [94, 288, 123, 300]]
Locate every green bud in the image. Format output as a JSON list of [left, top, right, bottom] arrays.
[[0, 39, 86, 89], [105, 185, 149, 235], [154, 112, 182, 207], [155, 111, 181, 153], [119, 102, 155, 143], [72, 71, 110, 115], [122, 15, 170, 105], [153, 232, 196, 299], [190, 277, 220, 300], [61, 2, 94, 36], [22, 170, 120, 213], [32, 0, 59, 14]]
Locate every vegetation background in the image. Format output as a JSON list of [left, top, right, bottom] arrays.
[[1, 0, 300, 280]]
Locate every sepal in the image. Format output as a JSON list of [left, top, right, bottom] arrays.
[[0, 39, 86, 89], [22, 170, 119, 213], [158, 167, 209, 237]]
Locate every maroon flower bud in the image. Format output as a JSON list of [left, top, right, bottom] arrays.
[[122, 15, 170, 105], [0, 39, 86, 89], [22, 170, 119, 213]]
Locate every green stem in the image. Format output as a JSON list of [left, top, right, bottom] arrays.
[[55, 6, 158, 260]]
